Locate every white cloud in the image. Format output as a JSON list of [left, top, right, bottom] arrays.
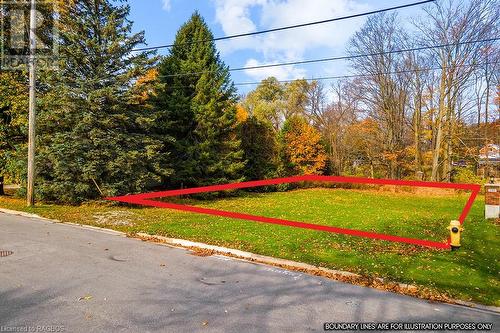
[[162, 0, 171, 11], [213, 0, 371, 80], [214, 0, 263, 35], [243, 58, 307, 81], [213, 0, 267, 54], [261, 0, 369, 55]]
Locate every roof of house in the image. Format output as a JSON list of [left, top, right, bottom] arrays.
[[479, 143, 500, 160]]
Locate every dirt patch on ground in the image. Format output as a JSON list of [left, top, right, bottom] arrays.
[[93, 211, 135, 227], [377, 185, 459, 196], [302, 185, 461, 197]]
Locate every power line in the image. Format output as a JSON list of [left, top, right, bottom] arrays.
[[157, 37, 500, 79], [233, 38, 499, 71], [132, 0, 436, 52], [232, 61, 499, 86], [158, 61, 498, 90]]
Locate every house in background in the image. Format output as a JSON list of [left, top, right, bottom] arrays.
[[478, 143, 500, 178]]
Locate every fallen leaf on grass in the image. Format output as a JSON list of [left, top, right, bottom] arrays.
[[78, 295, 93, 301]]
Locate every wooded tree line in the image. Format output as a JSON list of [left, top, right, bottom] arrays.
[[0, 0, 498, 203]]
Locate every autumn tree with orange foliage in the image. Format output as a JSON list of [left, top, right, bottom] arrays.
[[131, 68, 159, 105], [235, 104, 249, 123], [280, 116, 327, 175], [345, 119, 384, 178]]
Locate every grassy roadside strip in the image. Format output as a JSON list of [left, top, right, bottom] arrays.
[[1, 188, 499, 306]]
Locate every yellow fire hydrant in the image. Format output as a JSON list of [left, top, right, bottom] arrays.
[[448, 220, 463, 251]]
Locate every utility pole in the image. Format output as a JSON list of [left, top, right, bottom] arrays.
[[27, 0, 37, 207]]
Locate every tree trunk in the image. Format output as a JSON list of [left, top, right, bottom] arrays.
[[442, 96, 453, 182], [0, 176, 4, 196], [484, 62, 490, 145], [443, 82, 459, 182], [442, 127, 451, 181], [431, 72, 448, 181], [413, 96, 423, 176]]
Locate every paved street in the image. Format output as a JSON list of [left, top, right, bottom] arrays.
[[1, 212, 498, 332]]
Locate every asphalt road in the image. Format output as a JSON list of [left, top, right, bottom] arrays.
[[0, 212, 498, 332]]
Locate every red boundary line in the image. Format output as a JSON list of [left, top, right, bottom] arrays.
[[106, 175, 481, 250]]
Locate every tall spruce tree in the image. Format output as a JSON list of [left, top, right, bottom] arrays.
[[154, 12, 244, 187], [37, 0, 171, 203]]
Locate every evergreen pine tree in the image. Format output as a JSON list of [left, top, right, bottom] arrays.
[[37, 0, 171, 203], [238, 116, 277, 181], [154, 12, 244, 187]]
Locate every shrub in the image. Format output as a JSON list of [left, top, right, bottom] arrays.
[[452, 167, 484, 185]]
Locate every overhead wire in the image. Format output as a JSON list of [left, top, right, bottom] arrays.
[[132, 0, 436, 52], [137, 0, 498, 90], [235, 61, 500, 86], [156, 61, 499, 89], [156, 37, 500, 79]]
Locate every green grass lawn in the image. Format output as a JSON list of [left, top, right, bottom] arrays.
[[1, 187, 499, 306]]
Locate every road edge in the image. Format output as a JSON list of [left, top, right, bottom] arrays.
[[1, 207, 499, 314]]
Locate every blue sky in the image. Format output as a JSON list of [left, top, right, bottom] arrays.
[[128, 0, 430, 95]]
